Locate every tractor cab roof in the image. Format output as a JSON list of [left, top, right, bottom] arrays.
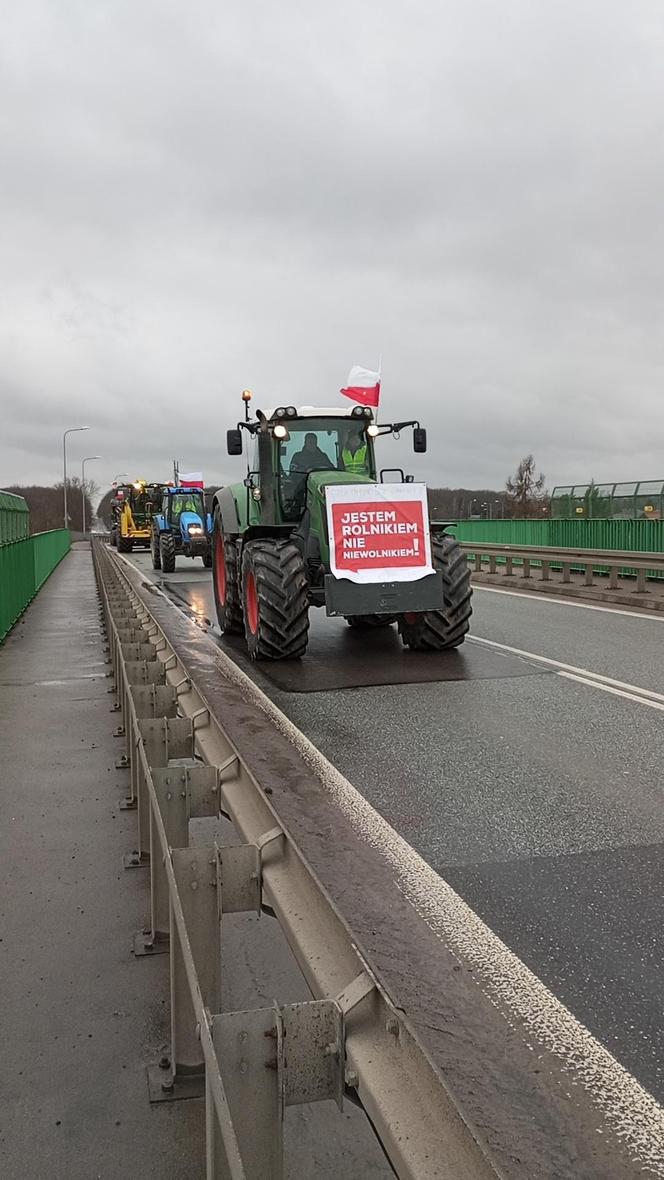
[[264, 405, 374, 421], [167, 486, 204, 494]]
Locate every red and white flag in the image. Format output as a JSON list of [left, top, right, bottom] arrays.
[[340, 364, 381, 409], [178, 471, 204, 489]]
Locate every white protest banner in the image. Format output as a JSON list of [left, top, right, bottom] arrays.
[[326, 483, 434, 584]]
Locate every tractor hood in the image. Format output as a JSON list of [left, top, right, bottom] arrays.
[[179, 510, 205, 534], [306, 470, 375, 500]]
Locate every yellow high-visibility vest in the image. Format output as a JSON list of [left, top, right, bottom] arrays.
[[341, 444, 368, 474]]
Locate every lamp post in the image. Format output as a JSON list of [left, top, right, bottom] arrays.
[[81, 456, 101, 535], [112, 473, 128, 484], [63, 426, 89, 528]]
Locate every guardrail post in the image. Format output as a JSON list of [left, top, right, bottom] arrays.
[[149, 845, 222, 1103], [609, 564, 619, 589], [584, 562, 594, 587], [541, 559, 550, 582], [562, 561, 571, 583], [505, 555, 513, 576], [522, 557, 531, 579], [125, 716, 193, 871], [138, 765, 220, 957], [636, 566, 647, 593], [210, 998, 344, 1180]]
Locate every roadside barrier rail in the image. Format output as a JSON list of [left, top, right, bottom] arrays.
[[461, 542, 664, 593], [0, 527, 70, 641], [92, 538, 500, 1180]]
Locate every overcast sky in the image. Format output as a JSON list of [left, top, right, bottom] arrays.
[[1, 0, 663, 497]]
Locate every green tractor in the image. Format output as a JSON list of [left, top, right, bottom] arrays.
[[212, 395, 472, 660]]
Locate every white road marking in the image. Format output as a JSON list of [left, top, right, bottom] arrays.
[[470, 634, 664, 708], [473, 582, 664, 623]]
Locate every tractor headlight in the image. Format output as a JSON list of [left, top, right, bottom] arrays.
[[188, 525, 204, 535], [285, 406, 297, 417], [366, 423, 378, 437], [273, 424, 289, 440], [275, 407, 286, 417]]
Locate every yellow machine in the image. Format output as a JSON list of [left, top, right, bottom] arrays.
[[115, 480, 165, 552]]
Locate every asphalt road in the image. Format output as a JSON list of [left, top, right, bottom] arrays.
[[125, 549, 664, 1106]]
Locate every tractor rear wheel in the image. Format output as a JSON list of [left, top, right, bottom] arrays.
[[242, 539, 309, 660], [212, 516, 244, 634], [345, 615, 396, 628], [151, 529, 161, 570], [117, 535, 133, 553], [160, 533, 176, 573], [398, 534, 472, 651]]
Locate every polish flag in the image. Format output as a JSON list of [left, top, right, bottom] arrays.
[[340, 365, 381, 409], [178, 471, 204, 489]]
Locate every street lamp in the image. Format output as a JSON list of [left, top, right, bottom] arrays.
[[81, 456, 101, 535], [63, 426, 90, 528], [112, 473, 128, 484]]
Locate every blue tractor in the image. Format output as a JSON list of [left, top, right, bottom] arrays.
[[151, 486, 213, 572]]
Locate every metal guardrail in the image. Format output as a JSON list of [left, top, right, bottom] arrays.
[[93, 538, 500, 1180], [461, 542, 664, 593]]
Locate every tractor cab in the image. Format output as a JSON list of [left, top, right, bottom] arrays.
[[165, 488, 207, 530], [226, 403, 427, 530]]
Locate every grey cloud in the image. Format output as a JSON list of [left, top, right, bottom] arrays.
[[2, 0, 664, 495]]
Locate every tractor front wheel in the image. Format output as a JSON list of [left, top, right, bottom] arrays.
[[160, 533, 176, 573], [398, 534, 472, 651], [242, 540, 309, 660], [212, 515, 244, 634], [151, 529, 162, 570]]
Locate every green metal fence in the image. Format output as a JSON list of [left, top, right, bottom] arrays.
[[0, 529, 71, 642], [551, 481, 664, 519], [451, 517, 664, 553], [0, 490, 30, 543]]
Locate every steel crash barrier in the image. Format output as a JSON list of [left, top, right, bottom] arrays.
[[92, 538, 501, 1180], [461, 542, 664, 592]]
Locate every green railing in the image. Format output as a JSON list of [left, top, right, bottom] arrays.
[[450, 517, 664, 553], [0, 490, 30, 543], [0, 529, 71, 642], [449, 518, 664, 581]]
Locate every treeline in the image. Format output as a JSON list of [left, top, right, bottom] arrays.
[[4, 481, 94, 534]]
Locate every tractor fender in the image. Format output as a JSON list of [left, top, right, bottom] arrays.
[[213, 487, 241, 535], [153, 514, 168, 533]]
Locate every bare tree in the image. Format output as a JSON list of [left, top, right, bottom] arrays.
[[505, 456, 547, 518]]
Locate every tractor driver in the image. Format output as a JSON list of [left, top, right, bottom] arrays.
[[341, 428, 369, 475], [289, 432, 333, 474]]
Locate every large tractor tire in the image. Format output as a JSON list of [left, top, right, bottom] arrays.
[[117, 535, 133, 553], [398, 534, 472, 651], [202, 547, 213, 569], [345, 615, 396, 628], [241, 539, 309, 660], [110, 528, 117, 548], [160, 532, 176, 573], [212, 516, 244, 634], [151, 528, 161, 570]]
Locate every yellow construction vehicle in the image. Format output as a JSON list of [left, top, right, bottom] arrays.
[[113, 480, 165, 552]]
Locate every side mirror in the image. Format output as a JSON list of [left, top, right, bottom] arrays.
[[227, 428, 243, 456], [413, 427, 427, 453], [405, 474, 414, 483]]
